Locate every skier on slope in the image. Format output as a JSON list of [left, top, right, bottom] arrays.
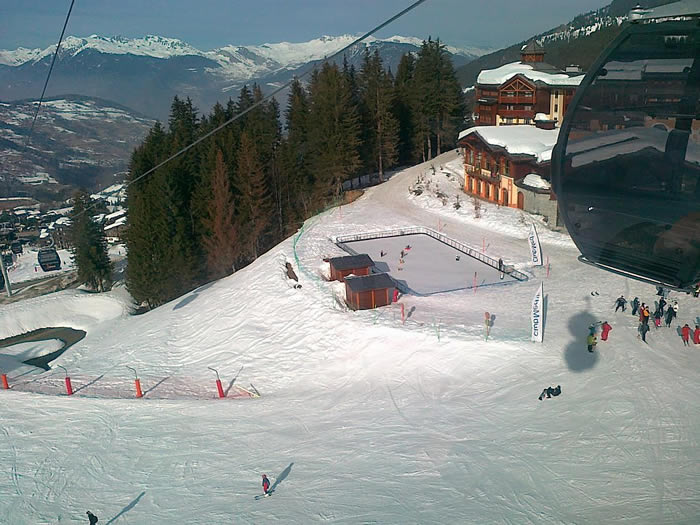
[[664, 306, 675, 327], [639, 322, 650, 343], [658, 297, 667, 316], [86, 511, 98, 524], [587, 333, 597, 352], [681, 324, 691, 346], [262, 474, 271, 496], [614, 295, 627, 312], [601, 321, 612, 341], [631, 297, 640, 316], [639, 304, 650, 325]]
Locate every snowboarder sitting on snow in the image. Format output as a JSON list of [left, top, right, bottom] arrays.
[[262, 474, 271, 495], [86, 511, 98, 525], [538, 385, 561, 400], [614, 295, 627, 312]]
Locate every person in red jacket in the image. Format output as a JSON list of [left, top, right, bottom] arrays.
[[694, 325, 700, 345], [601, 321, 612, 341], [681, 324, 691, 346], [262, 474, 271, 496]]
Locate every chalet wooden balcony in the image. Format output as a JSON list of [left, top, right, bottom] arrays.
[[466, 166, 500, 182], [498, 95, 535, 104]]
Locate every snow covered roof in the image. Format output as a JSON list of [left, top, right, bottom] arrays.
[[104, 217, 127, 231], [105, 209, 126, 221], [522, 173, 551, 190], [534, 113, 548, 121], [458, 125, 560, 163], [477, 61, 584, 87]]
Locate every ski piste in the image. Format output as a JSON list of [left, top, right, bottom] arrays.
[[2, 149, 700, 522]]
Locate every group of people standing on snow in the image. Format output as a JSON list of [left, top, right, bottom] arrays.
[[612, 293, 699, 346]]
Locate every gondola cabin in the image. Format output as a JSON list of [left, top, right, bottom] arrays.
[[37, 247, 61, 271], [552, 1, 700, 291], [328, 254, 374, 282], [344, 273, 396, 310]]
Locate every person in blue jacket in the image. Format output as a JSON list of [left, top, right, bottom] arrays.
[[262, 474, 271, 495]]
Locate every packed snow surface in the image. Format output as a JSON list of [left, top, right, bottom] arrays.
[[458, 125, 560, 163], [477, 61, 584, 86], [1, 151, 699, 523]]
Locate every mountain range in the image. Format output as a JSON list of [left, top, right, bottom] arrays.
[[456, 0, 679, 86], [0, 34, 487, 122]]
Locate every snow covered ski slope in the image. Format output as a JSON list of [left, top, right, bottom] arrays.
[[1, 151, 699, 523]]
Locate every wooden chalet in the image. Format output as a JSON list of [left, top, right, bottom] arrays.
[[474, 41, 582, 127], [458, 123, 562, 227], [329, 254, 374, 282], [344, 273, 396, 310]]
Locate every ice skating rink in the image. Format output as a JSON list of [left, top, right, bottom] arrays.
[[343, 232, 517, 295]]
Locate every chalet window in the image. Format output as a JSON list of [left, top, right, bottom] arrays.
[[524, 105, 532, 110], [504, 91, 515, 97], [468, 149, 474, 164], [554, 104, 559, 112], [504, 160, 510, 176]]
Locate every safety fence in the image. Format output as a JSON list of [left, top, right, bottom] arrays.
[[335, 226, 529, 282], [0, 368, 260, 401]]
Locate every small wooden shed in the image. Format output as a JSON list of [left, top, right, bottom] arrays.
[[344, 273, 396, 310], [329, 254, 374, 282]]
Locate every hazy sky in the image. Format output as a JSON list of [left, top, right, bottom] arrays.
[[1, 0, 611, 51]]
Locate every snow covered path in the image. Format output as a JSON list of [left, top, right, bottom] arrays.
[[1, 154, 699, 523]]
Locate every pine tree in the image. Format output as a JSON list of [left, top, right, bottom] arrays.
[[126, 122, 173, 307], [201, 149, 238, 278], [236, 132, 271, 260], [393, 53, 416, 165], [282, 78, 312, 222], [308, 62, 361, 202], [412, 38, 466, 160], [69, 190, 113, 292], [359, 49, 399, 180]]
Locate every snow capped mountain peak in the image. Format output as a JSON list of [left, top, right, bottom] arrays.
[[0, 33, 490, 68]]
